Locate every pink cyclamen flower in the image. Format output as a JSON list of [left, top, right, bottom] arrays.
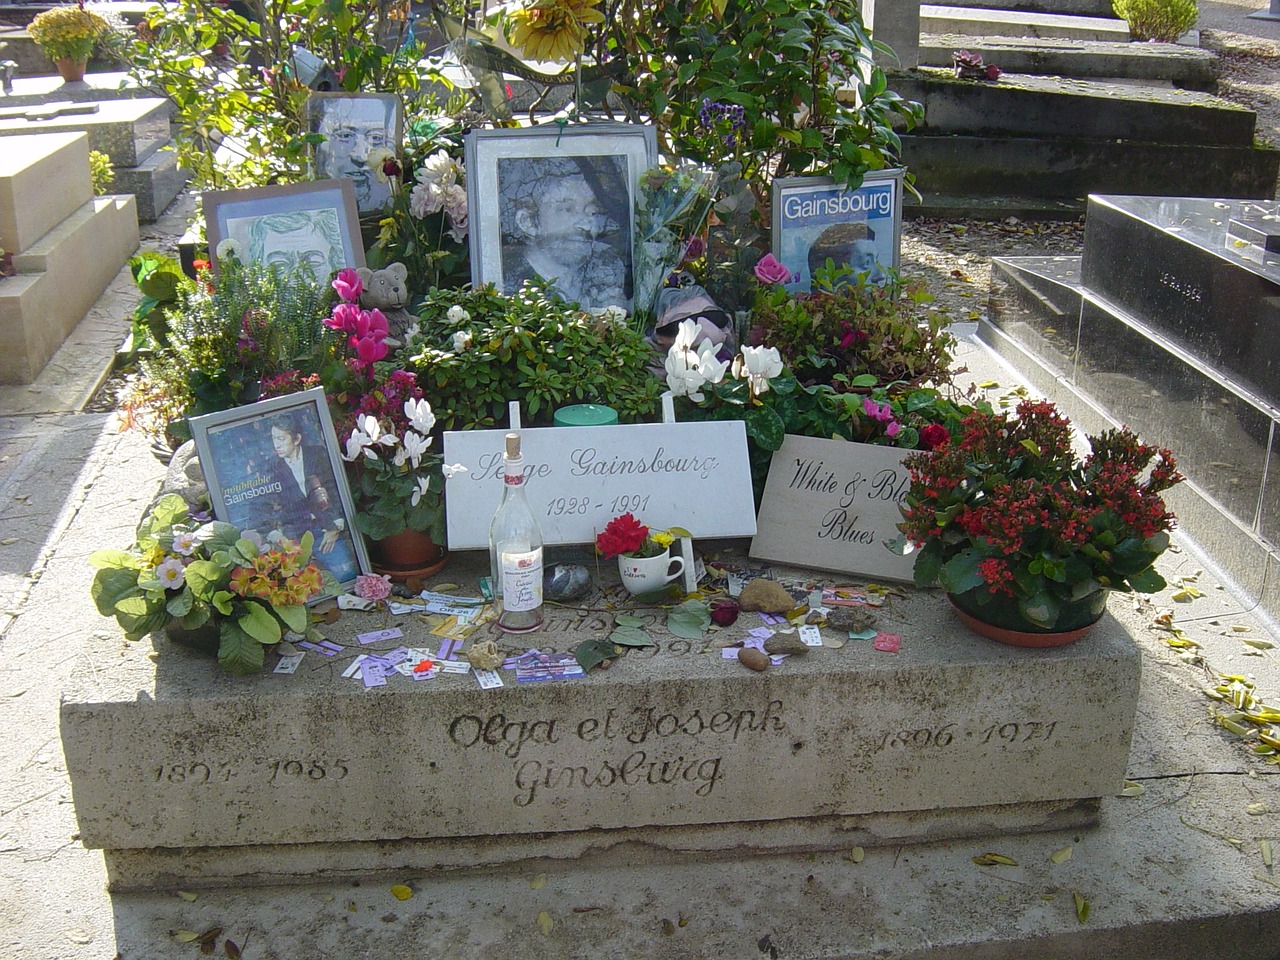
[[354, 336, 389, 365], [326, 301, 361, 333], [863, 397, 895, 422], [754, 253, 792, 284], [354, 573, 393, 602], [885, 420, 901, 438], [332, 268, 364, 303]]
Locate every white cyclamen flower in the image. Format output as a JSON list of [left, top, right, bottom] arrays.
[[696, 340, 729, 386], [410, 476, 432, 507], [403, 398, 436, 436], [441, 462, 466, 480], [394, 430, 432, 469], [446, 305, 470, 325], [735, 345, 785, 395], [342, 425, 372, 462]]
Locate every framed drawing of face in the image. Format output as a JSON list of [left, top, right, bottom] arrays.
[[308, 92, 403, 215], [771, 169, 905, 293], [189, 388, 371, 602], [204, 180, 364, 279], [465, 123, 657, 314]]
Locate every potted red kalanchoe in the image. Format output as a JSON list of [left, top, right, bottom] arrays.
[[898, 399, 1182, 643]]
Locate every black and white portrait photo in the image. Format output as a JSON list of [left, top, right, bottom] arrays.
[[466, 124, 657, 314], [308, 93, 402, 216]]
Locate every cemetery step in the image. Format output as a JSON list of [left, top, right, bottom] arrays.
[[889, 69, 1252, 145], [935, 0, 1114, 16], [918, 33, 1219, 89], [920, 4, 1132, 41]]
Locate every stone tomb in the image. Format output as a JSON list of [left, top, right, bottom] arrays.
[[985, 194, 1280, 616], [61, 555, 1139, 890], [0, 131, 138, 384]]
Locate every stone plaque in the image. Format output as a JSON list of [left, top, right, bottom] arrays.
[[750, 435, 915, 580]]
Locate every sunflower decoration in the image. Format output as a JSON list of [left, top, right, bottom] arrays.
[[509, 0, 604, 63]]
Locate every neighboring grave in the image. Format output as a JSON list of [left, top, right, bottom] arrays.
[[60, 553, 1140, 890], [0, 131, 138, 384], [985, 195, 1280, 619]]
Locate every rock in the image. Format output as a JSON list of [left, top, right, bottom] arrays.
[[466, 640, 504, 671], [738, 579, 795, 613], [738, 647, 770, 671], [544, 563, 592, 601], [764, 634, 809, 656], [826, 606, 877, 633], [156, 440, 208, 512]]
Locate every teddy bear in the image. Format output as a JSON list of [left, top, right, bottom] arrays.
[[357, 262, 415, 342]]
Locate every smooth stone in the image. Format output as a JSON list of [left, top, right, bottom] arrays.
[[764, 634, 810, 656], [737, 647, 770, 671], [544, 563, 592, 601], [738, 579, 795, 613]]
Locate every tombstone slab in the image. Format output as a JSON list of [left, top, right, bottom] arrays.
[[0, 96, 169, 167], [61, 553, 1140, 890], [0, 131, 91, 255]]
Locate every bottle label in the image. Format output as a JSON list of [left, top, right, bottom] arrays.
[[504, 472, 525, 487], [500, 548, 543, 612]]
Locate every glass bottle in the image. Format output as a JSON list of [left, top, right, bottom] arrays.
[[488, 432, 544, 633]]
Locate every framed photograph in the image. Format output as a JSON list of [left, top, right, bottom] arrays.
[[189, 388, 371, 602], [771, 169, 904, 293], [465, 123, 657, 313], [307, 92, 403, 216], [204, 180, 364, 278]]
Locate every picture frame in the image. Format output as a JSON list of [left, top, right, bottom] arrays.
[[189, 388, 371, 603], [307, 92, 403, 216], [465, 122, 658, 314], [204, 179, 364, 278], [771, 169, 905, 293]]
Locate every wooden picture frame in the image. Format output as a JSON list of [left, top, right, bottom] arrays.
[[307, 92, 403, 216], [189, 388, 371, 602], [465, 122, 657, 314], [771, 169, 905, 293], [203, 179, 364, 278]]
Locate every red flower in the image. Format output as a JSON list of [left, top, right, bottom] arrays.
[[596, 513, 649, 559], [919, 424, 950, 450], [192, 258, 210, 272]]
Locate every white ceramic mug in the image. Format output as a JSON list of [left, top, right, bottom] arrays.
[[618, 551, 685, 595]]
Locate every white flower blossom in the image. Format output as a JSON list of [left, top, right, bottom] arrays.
[[441, 462, 466, 480], [410, 476, 432, 507], [394, 430, 432, 469], [664, 319, 709, 401], [416, 150, 457, 188], [696, 340, 729, 386], [342, 425, 372, 462], [446, 214, 469, 243], [403, 398, 436, 436], [409, 180, 445, 219], [446, 305, 471, 325], [735, 345, 785, 396], [215, 238, 242, 263], [442, 183, 467, 223], [451, 330, 473, 352]]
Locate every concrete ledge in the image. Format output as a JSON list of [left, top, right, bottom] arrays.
[[0, 131, 91, 255], [920, 3, 1132, 40], [112, 146, 188, 223], [61, 554, 1141, 889], [0, 97, 170, 167], [0, 71, 141, 107]]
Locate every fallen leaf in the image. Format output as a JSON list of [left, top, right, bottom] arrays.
[[390, 884, 413, 900], [62, 929, 92, 944], [536, 911, 553, 934], [530, 873, 547, 890], [1073, 891, 1090, 923], [1247, 802, 1270, 816], [1119, 780, 1146, 797], [845, 846, 865, 863], [224, 939, 241, 959], [432, 582, 459, 593], [0, 538, 17, 546], [661, 918, 676, 936], [972, 852, 1018, 866], [1263, 839, 1274, 868], [177, 890, 198, 902], [977, 380, 999, 389], [1243, 639, 1275, 650], [172, 930, 201, 943], [1051, 847, 1073, 864], [321, 608, 341, 624], [678, 913, 691, 927]]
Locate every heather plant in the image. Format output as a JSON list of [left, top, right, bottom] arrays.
[[1113, 0, 1197, 41]]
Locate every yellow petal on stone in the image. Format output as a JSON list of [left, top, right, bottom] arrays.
[[176, 891, 198, 902], [536, 911, 554, 934], [1073, 891, 1090, 923], [530, 872, 547, 890], [172, 930, 201, 943], [1247, 802, 1270, 816], [1051, 847, 1073, 864], [1262, 839, 1274, 868], [1119, 780, 1146, 797], [390, 884, 413, 901]]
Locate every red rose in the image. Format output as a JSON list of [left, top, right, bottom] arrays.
[[596, 513, 649, 558], [919, 424, 950, 450]]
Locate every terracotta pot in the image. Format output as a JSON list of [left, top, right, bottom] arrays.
[[947, 588, 1107, 648], [54, 58, 88, 82], [369, 528, 447, 582]]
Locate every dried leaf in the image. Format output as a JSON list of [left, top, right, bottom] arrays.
[[224, 940, 241, 959], [172, 930, 201, 943], [321, 607, 341, 624], [536, 911, 553, 935], [176, 891, 198, 902], [661, 918, 676, 936], [1073, 891, 1090, 923], [1263, 839, 1275, 868], [1243, 639, 1275, 650], [432, 582, 459, 593], [1247, 802, 1270, 816], [846, 846, 865, 863], [198, 928, 222, 946], [1051, 847, 1073, 864], [678, 913, 691, 928], [977, 380, 999, 389], [972, 852, 1018, 866], [1119, 780, 1146, 797], [390, 884, 413, 901], [529, 873, 547, 890], [0, 538, 17, 546]]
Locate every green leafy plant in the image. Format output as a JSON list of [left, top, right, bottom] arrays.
[[404, 282, 665, 429], [28, 5, 109, 61], [898, 399, 1184, 631], [1113, 0, 1197, 41], [89, 495, 323, 675]]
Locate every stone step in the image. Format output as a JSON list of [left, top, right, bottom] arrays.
[[919, 33, 1219, 88], [0, 193, 138, 384], [900, 134, 1279, 203], [113, 144, 189, 223], [0, 130, 92, 256], [920, 3, 1133, 40], [889, 69, 1252, 145], [938, 0, 1114, 16], [0, 95, 170, 167]]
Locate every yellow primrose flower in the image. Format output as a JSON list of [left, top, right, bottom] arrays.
[[509, 0, 604, 62]]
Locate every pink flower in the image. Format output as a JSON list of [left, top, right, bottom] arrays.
[[332, 268, 364, 303], [354, 336, 389, 365], [863, 397, 894, 422], [354, 574, 393, 601], [326, 301, 361, 333], [886, 420, 901, 438], [985, 64, 1002, 81], [754, 253, 792, 285]]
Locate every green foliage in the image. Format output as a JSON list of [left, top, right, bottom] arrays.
[[88, 150, 114, 196], [88, 495, 322, 675], [1113, 0, 1197, 41], [125, 251, 190, 355], [618, 0, 922, 202], [132, 258, 336, 440], [125, 0, 441, 188], [404, 282, 665, 429]]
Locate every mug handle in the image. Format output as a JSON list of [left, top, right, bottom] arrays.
[[665, 555, 686, 584]]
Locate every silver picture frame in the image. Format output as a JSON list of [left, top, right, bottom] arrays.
[[307, 92, 403, 216]]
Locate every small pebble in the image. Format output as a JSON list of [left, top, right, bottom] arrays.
[[764, 634, 809, 656], [738, 648, 770, 671]]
